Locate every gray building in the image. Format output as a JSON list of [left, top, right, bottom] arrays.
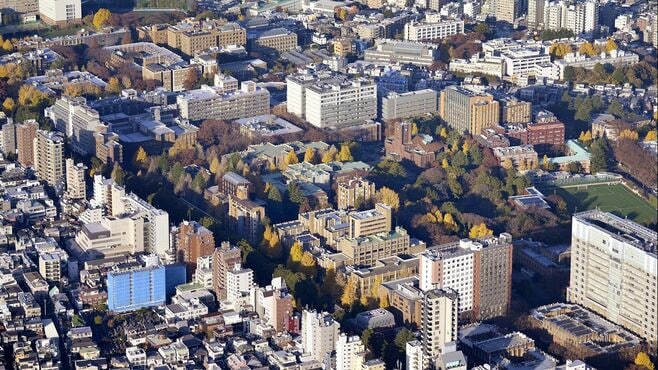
[[364, 39, 439, 67], [380, 89, 439, 121]]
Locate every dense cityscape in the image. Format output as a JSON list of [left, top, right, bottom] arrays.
[[0, 0, 656, 369]]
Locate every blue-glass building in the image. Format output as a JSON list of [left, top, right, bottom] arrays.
[[164, 263, 187, 297], [107, 265, 166, 312]]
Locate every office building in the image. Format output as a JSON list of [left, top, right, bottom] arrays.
[[501, 98, 532, 124], [492, 145, 539, 170], [176, 221, 215, 275], [38, 0, 81, 26], [403, 19, 464, 41], [501, 47, 551, 78], [33, 130, 65, 187], [527, 0, 546, 28], [0, 0, 38, 18], [495, 0, 518, 23], [45, 96, 108, 156], [220, 172, 254, 199], [336, 177, 375, 210], [301, 310, 340, 363], [226, 264, 254, 307], [166, 21, 246, 56], [419, 234, 513, 320], [107, 263, 166, 312], [568, 211, 657, 351], [16, 120, 38, 167], [439, 87, 499, 134], [250, 28, 298, 53], [74, 216, 145, 258], [336, 334, 365, 370], [177, 82, 270, 122], [65, 159, 87, 200], [142, 63, 202, 92], [349, 203, 392, 238], [422, 288, 459, 367], [338, 227, 411, 267], [380, 89, 439, 121], [365, 39, 439, 67]]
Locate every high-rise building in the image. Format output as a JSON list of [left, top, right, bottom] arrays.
[[380, 89, 439, 121], [176, 220, 215, 275], [439, 87, 499, 135], [0, 0, 38, 17], [107, 263, 166, 312], [16, 120, 38, 167], [65, 159, 87, 200], [527, 0, 546, 28], [226, 264, 254, 307], [33, 130, 65, 186], [228, 195, 266, 245], [421, 288, 459, 368], [38, 0, 81, 26], [301, 310, 340, 363], [543, 0, 599, 34], [1, 121, 16, 155], [336, 334, 365, 370], [38, 250, 68, 282], [419, 234, 513, 320], [212, 241, 242, 300], [495, 0, 519, 23], [501, 98, 532, 124], [567, 211, 657, 351], [348, 203, 392, 238], [45, 96, 108, 156]]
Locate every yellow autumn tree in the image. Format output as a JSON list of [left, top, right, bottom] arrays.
[[107, 77, 122, 94], [289, 241, 303, 264], [443, 213, 457, 231], [605, 38, 618, 53], [619, 129, 639, 140], [321, 146, 337, 163], [550, 43, 572, 58], [2, 39, 13, 52], [411, 122, 419, 135], [379, 293, 390, 308], [337, 144, 353, 162], [340, 277, 358, 307], [468, 223, 493, 239], [300, 251, 317, 276], [578, 42, 597, 56], [282, 150, 298, 169], [303, 147, 316, 163], [426, 213, 438, 223], [209, 157, 220, 174], [64, 84, 83, 97], [2, 97, 15, 112], [378, 187, 400, 209], [439, 127, 448, 139], [370, 275, 382, 298], [462, 141, 471, 154], [134, 146, 148, 166], [542, 154, 550, 169], [502, 158, 514, 170], [635, 352, 655, 370], [441, 158, 450, 169], [92, 9, 112, 30], [644, 129, 657, 141]]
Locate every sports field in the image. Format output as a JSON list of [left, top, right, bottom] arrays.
[[547, 184, 657, 224]]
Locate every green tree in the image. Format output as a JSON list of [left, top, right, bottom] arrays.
[[111, 164, 125, 185], [287, 182, 305, 204], [589, 138, 609, 174]]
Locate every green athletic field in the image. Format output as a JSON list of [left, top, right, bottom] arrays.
[[547, 184, 657, 224]]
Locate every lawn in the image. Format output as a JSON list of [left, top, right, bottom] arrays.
[[545, 184, 657, 224]]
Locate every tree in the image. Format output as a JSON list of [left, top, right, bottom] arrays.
[[635, 352, 655, 370], [619, 129, 639, 141], [473, 23, 493, 39], [92, 9, 112, 30], [283, 150, 299, 169], [443, 213, 458, 231], [209, 157, 220, 174], [300, 251, 317, 276], [578, 42, 597, 56], [183, 68, 199, 90], [107, 77, 123, 94], [321, 146, 337, 163], [394, 329, 415, 350], [468, 223, 493, 239], [289, 241, 303, 265], [379, 293, 390, 308], [377, 187, 400, 210], [337, 144, 353, 162], [2, 97, 15, 112], [303, 147, 316, 163], [439, 127, 448, 139], [644, 130, 657, 141], [340, 277, 358, 307], [605, 38, 618, 53], [111, 164, 125, 185], [2, 39, 13, 52], [589, 138, 609, 174], [549, 43, 572, 58], [134, 146, 148, 167]]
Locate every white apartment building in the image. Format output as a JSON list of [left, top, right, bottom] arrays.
[[226, 264, 254, 307], [406, 341, 424, 370], [301, 310, 340, 363], [39, 250, 68, 282], [33, 130, 64, 187], [336, 334, 365, 370], [65, 158, 87, 200], [177, 81, 270, 122], [543, 0, 598, 34], [403, 19, 465, 42], [39, 0, 81, 25], [420, 244, 475, 313], [300, 77, 377, 129], [193, 255, 214, 289], [422, 288, 459, 368], [568, 211, 657, 351], [449, 55, 505, 78]]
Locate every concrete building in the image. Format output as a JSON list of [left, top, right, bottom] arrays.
[[74, 216, 145, 258], [142, 63, 202, 92], [355, 308, 396, 329], [38, 0, 81, 26], [226, 264, 254, 307], [228, 195, 265, 245], [45, 96, 108, 156], [0, 0, 38, 19], [33, 130, 64, 187], [107, 263, 166, 312], [420, 234, 513, 320], [449, 55, 505, 78], [439, 87, 499, 134], [338, 227, 411, 267], [212, 241, 242, 300], [422, 288, 459, 368], [336, 334, 365, 370], [500, 98, 532, 124], [301, 310, 340, 363], [403, 19, 464, 41], [304, 78, 377, 130], [554, 49, 639, 79], [1, 121, 16, 155], [495, 0, 518, 23], [348, 203, 392, 238], [493, 145, 539, 170], [65, 159, 87, 200], [380, 89, 439, 121], [364, 39, 439, 67], [16, 120, 38, 167], [336, 177, 375, 210], [500, 47, 551, 78], [250, 28, 298, 53], [567, 211, 657, 351], [166, 21, 246, 56], [543, 0, 599, 34], [177, 82, 270, 122], [176, 221, 215, 275], [38, 250, 67, 282]]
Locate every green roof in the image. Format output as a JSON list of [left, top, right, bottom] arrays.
[[549, 140, 590, 164]]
